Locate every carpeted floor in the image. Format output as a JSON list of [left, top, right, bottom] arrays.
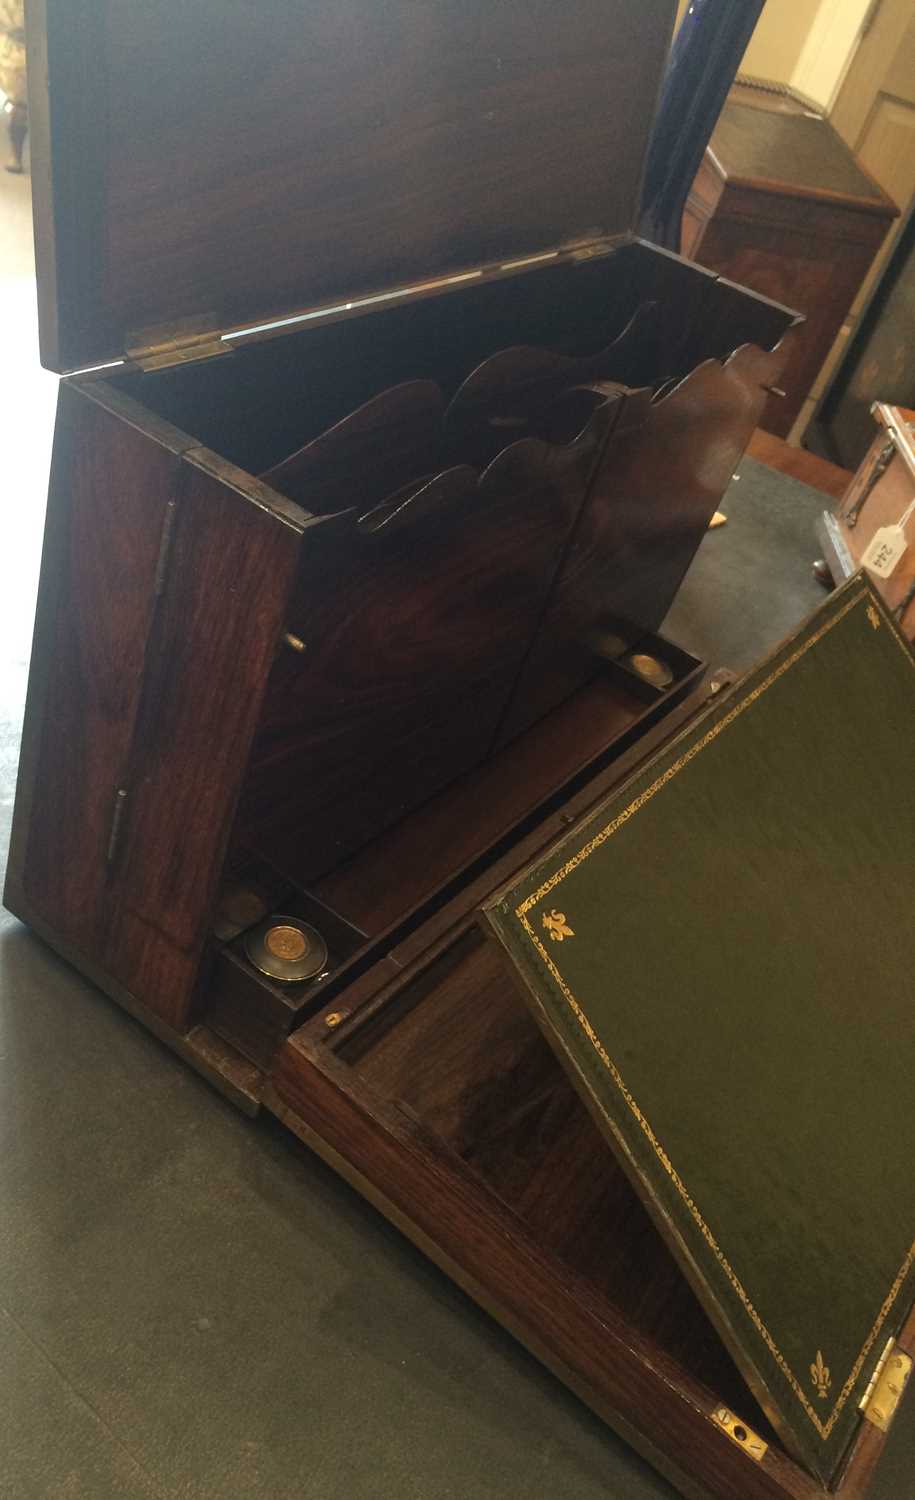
[[665, 455, 828, 674]]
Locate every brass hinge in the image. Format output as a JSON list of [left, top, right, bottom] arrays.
[[106, 788, 129, 867], [860, 1341, 912, 1433], [125, 314, 231, 373], [710, 1406, 768, 1462], [567, 235, 619, 263], [154, 500, 179, 598]]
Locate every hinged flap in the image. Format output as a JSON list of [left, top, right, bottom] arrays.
[[29, 0, 676, 373], [482, 575, 915, 1485]]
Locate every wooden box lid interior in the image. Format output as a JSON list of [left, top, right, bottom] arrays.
[[29, 0, 677, 372], [483, 576, 915, 1485]]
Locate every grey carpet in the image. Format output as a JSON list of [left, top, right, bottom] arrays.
[[665, 454, 829, 674]]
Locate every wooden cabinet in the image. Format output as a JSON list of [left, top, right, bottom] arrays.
[[683, 93, 897, 438]]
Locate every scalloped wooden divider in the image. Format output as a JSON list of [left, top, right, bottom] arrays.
[[497, 327, 802, 743], [259, 379, 446, 513], [235, 407, 619, 885], [443, 301, 660, 454]]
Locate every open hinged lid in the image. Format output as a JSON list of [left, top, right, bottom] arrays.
[[482, 575, 915, 1485], [28, 0, 677, 374]]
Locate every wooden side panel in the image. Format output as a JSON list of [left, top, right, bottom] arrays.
[[7, 382, 184, 957], [104, 454, 303, 1030]]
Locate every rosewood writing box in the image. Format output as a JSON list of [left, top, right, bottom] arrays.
[[12, 3, 911, 1498]]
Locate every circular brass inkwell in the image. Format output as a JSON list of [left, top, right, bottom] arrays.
[[244, 916, 329, 983], [265, 924, 309, 962], [625, 652, 674, 690]]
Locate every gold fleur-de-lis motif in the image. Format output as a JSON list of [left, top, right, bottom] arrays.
[[866, 603, 880, 631], [542, 909, 574, 942], [811, 1351, 831, 1401]]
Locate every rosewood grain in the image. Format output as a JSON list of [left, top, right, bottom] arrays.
[[102, 451, 305, 1028], [12, 385, 187, 963], [33, 0, 678, 372]]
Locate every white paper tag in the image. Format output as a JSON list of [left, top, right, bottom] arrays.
[[862, 525, 908, 578]]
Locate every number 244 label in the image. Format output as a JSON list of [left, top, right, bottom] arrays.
[[862, 525, 908, 579]]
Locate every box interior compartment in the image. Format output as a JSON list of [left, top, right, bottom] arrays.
[[110, 243, 793, 480]]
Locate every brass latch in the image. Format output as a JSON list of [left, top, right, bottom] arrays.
[[860, 1343, 912, 1433], [710, 1406, 768, 1462], [844, 434, 896, 528], [125, 314, 231, 372]]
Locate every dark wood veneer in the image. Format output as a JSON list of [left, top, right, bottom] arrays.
[[33, 0, 678, 372], [16, 386, 185, 966]]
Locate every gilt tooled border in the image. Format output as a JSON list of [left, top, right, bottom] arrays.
[[515, 584, 915, 1442]]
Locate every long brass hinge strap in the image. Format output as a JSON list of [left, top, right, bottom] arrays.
[[154, 500, 178, 598], [106, 788, 129, 867]]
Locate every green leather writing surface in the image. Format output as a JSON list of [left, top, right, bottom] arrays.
[[483, 577, 915, 1483]]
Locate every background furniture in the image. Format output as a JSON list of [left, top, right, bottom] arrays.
[[810, 207, 915, 469], [683, 89, 897, 438], [818, 401, 915, 638]]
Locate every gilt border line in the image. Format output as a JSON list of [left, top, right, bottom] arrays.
[[515, 586, 915, 1442]]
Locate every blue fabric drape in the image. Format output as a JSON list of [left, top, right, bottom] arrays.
[[639, 0, 766, 250]]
